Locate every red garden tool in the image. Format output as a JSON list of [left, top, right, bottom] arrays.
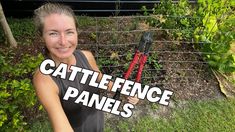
[[113, 32, 153, 100]]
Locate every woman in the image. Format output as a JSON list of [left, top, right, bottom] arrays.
[[33, 3, 138, 132]]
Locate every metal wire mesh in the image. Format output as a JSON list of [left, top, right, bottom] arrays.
[[77, 15, 221, 100]]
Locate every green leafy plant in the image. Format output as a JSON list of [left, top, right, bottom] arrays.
[[194, 0, 235, 73], [0, 18, 36, 45], [0, 53, 44, 131], [142, 0, 235, 74], [142, 0, 194, 41], [147, 52, 162, 70]]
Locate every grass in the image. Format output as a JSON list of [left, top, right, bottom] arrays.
[[31, 99, 235, 132], [105, 98, 235, 132]]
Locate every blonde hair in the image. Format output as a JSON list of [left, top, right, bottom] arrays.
[[34, 3, 78, 36]]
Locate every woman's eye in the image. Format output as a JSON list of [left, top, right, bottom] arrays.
[[67, 31, 74, 35], [49, 32, 58, 36]]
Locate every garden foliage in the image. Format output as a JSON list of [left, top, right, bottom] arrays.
[[0, 0, 234, 130], [0, 51, 44, 131], [142, 0, 235, 73]]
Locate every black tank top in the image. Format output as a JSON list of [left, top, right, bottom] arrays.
[[50, 50, 104, 132]]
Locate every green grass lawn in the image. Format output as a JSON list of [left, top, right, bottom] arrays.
[[116, 99, 235, 132], [31, 99, 235, 132]]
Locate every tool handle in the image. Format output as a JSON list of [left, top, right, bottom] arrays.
[[124, 51, 140, 79], [135, 55, 148, 82]]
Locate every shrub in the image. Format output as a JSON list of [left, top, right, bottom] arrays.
[[0, 53, 44, 131]]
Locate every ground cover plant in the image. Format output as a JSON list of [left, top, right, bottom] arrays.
[[0, 0, 234, 131]]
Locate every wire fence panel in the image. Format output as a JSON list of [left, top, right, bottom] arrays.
[[77, 15, 221, 100]]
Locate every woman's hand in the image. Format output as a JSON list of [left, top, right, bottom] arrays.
[[127, 95, 139, 105]]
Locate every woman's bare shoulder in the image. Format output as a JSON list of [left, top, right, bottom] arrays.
[[33, 68, 59, 94], [80, 50, 93, 58], [33, 68, 49, 85], [80, 50, 100, 72]]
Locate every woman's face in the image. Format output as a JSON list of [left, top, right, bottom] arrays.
[[42, 13, 78, 61]]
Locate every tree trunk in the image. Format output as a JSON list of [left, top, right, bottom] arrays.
[[0, 2, 17, 47]]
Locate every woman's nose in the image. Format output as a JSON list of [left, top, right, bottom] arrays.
[[59, 33, 67, 46]]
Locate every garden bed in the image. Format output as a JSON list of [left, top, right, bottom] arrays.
[[0, 15, 226, 131]]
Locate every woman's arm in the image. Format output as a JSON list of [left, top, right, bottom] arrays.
[[33, 69, 74, 132]]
